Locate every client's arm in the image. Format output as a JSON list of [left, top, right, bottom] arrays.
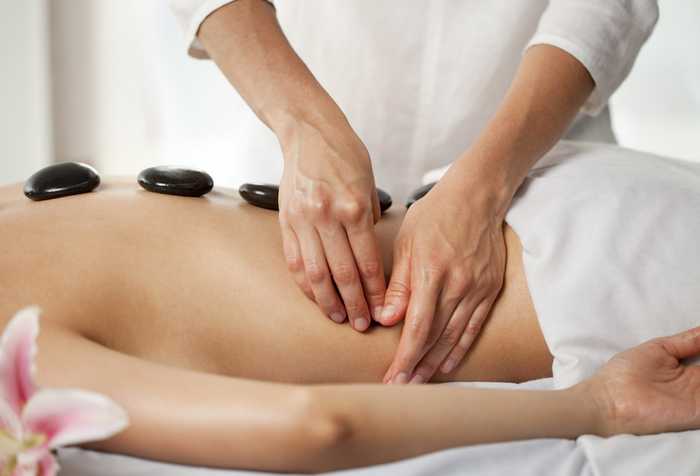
[[36, 318, 700, 473]]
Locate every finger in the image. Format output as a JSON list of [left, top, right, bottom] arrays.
[[294, 223, 347, 324], [383, 272, 442, 384], [412, 296, 473, 382], [318, 223, 371, 332], [371, 188, 381, 223], [345, 216, 387, 322], [441, 297, 496, 374], [378, 240, 411, 326], [659, 326, 700, 360], [279, 220, 313, 300]]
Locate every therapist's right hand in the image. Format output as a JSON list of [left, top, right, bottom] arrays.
[[277, 119, 386, 332]]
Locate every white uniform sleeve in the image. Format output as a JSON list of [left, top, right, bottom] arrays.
[[168, 0, 275, 59], [527, 0, 659, 115]]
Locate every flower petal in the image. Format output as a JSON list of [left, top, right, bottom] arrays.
[[38, 452, 58, 476], [0, 399, 21, 441], [22, 389, 128, 449], [0, 430, 22, 461], [11, 457, 37, 476], [0, 307, 40, 415]]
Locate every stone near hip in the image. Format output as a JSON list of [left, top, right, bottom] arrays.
[[238, 183, 394, 215], [405, 182, 435, 209]]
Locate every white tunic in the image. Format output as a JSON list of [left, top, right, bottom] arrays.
[[169, 0, 658, 199]]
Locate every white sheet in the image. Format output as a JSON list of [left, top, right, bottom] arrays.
[[57, 379, 693, 476]]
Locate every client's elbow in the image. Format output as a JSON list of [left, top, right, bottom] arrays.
[[283, 387, 353, 473]]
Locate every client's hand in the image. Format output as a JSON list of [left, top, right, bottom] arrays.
[[379, 162, 507, 384], [586, 326, 700, 436], [278, 119, 386, 332]]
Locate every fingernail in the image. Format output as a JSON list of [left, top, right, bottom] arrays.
[[354, 318, 369, 332], [409, 374, 425, 384], [392, 372, 409, 384], [380, 305, 395, 321], [441, 359, 456, 374], [372, 306, 383, 320], [330, 312, 345, 323]]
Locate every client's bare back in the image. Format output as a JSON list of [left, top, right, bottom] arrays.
[[0, 180, 551, 384]]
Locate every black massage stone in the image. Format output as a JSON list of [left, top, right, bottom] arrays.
[[405, 182, 435, 209], [238, 183, 393, 214], [238, 183, 279, 211], [137, 166, 213, 197], [24, 162, 100, 201], [376, 188, 392, 214]]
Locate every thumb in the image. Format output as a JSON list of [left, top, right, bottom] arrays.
[[660, 326, 700, 360], [377, 245, 411, 326]]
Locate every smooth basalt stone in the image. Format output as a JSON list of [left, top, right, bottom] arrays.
[[238, 183, 393, 214], [376, 188, 392, 214], [24, 162, 100, 201], [137, 166, 213, 197], [238, 183, 279, 211], [405, 182, 436, 209]]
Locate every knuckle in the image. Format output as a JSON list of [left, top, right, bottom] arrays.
[[303, 189, 332, 221], [425, 331, 441, 349], [439, 324, 461, 347], [417, 362, 436, 377], [419, 265, 444, 286], [365, 289, 386, 305], [343, 299, 366, 316], [393, 237, 411, 258], [287, 197, 305, 220], [305, 261, 327, 284], [396, 354, 417, 370], [466, 319, 483, 335], [285, 253, 304, 272], [317, 297, 338, 312], [332, 263, 358, 286], [385, 280, 410, 299], [337, 198, 365, 223], [449, 268, 474, 292], [406, 315, 429, 339], [358, 260, 381, 280]]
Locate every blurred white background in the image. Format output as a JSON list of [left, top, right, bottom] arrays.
[[1, 0, 698, 186]]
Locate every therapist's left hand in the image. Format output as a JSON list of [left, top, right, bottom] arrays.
[[379, 161, 508, 384]]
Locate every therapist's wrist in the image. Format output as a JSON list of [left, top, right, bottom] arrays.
[[447, 150, 518, 222], [267, 94, 354, 156]]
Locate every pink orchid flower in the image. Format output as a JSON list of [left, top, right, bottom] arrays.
[[0, 307, 128, 476]]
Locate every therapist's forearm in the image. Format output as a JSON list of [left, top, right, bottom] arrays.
[[197, 0, 350, 149], [452, 44, 595, 218]]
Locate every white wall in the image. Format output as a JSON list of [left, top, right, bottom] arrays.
[[611, 0, 700, 161], [0, 0, 52, 185], [48, 0, 259, 186]]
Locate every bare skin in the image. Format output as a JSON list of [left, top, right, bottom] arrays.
[[0, 180, 550, 385], [2, 182, 700, 472], [197, 0, 595, 383]]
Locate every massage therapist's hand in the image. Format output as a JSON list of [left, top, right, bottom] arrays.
[[583, 326, 700, 437], [380, 160, 507, 384], [278, 119, 386, 332]]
